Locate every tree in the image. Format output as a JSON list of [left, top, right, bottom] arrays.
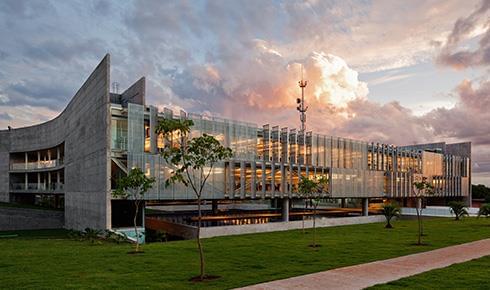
[[157, 119, 232, 281], [448, 201, 469, 221], [472, 184, 490, 201], [478, 203, 490, 218], [112, 167, 155, 253], [298, 175, 328, 248], [382, 203, 400, 228], [413, 177, 434, 245]]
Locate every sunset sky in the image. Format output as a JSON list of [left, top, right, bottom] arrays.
[[0, 0, 489, 185]]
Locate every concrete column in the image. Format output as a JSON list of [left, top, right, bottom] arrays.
[[282, 198, 289, 222], [37, 172, 41, 190], [57, 171, 60, 188], [271, 162, 275, 196], [261, 162, 266, 196], [362, 198, 369, 216], [341, 198, 346, 208], [25, 172, 28, 190], [212, 200, 218, 214], [25, 152, 28, 169], [280, 163, 285, 197], [251, 161, 256, 198], [226, 161, 234, 198], [57, 146, 60, 160]]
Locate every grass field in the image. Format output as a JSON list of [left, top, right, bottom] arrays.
[[369, 255, 490, 289], [1, 217, 489, 289]]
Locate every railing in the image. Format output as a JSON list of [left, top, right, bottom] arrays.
[[111, 137, 128, 151], [10, 183, 64, 192], [10, 159, 64, 171]]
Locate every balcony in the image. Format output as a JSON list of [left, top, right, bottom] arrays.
[[10, 183, 64, 193], [10, 159, 64, 171]]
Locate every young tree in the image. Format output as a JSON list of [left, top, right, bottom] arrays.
[[478, 203, 490, 218], [448, 201, 469, 221], [382, 203, 401, 228], [413, 177, 434, 245], [157, 119, 232, 281], [298, 175, 328, 248], [112, 167, 155, 253]]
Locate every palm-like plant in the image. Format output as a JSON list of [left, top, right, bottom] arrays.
[[478, 203, 490, 218], [448, 201, 469, 221], [382, 203, 400, 228]]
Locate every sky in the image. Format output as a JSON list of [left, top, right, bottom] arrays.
[[0, 0, 489, 185]]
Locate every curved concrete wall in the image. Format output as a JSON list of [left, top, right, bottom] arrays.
[[0, 55, 112, 230]]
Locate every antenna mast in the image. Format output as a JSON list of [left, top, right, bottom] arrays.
[[296, 65, 308, 132]]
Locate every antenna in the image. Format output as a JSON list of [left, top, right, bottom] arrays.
[[296, 64, 308, 132], [112, 81, 120, 94]]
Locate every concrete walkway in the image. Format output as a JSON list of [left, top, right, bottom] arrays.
[[237, 238, 490, 290]]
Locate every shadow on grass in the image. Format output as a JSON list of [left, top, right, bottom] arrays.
[[189, 275, 221, 283]]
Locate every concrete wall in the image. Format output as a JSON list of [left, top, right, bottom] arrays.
[[0, 55, 112, 230], [0, 131, 9, 202], [0, 207, 64, 231], [121, 77, 145, 107], [200, 215, 384, 239]]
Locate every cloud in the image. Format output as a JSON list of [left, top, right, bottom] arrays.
[[437, 0, 490, 69], [0, 112, 12, 121], [0, 0, 489, 184]]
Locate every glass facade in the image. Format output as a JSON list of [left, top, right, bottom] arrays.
[[111, 104, 471, 200]]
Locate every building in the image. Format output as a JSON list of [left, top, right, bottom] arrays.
[[0, 55, 472, 230]]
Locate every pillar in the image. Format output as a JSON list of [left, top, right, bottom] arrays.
[[282, 198, 289, 222], [341, 198, 346, 208], [212, 200, 218, 215], [362, 198, 369, 216]]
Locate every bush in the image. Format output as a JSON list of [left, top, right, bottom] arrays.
[[448, 201, 468, 221], [478, 204, 490, 218]]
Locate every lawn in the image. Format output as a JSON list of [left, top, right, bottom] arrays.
[[0, 217, 489, 289], [369, 255, 490, 289]]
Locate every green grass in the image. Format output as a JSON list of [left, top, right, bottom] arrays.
[[0, 217, 489, 289], [369, 255, 490, 289]]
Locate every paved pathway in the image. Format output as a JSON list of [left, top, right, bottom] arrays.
[[237, 238, 490, 290]]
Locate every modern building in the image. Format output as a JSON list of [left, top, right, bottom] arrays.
[[0, 55, 472, 230]]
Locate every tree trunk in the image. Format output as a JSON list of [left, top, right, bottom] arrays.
[[197, 196, 205, 280], [385, 217, 392, 228], [134, 200, 140, 252], [416, 198, 422, 245], [302, 199, 307, 234], [313, 202, 317, 247]]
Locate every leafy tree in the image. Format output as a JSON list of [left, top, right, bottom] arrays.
[[448, 201, 469, 221], [112, 167, 155, 253], [472, 184, 490, 200], [413, 177, 434, 245], [382, 203, 400, 228], [298, 175, 328, 248], [157, 119, 232, 281], [478, 203, 490, 218]]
